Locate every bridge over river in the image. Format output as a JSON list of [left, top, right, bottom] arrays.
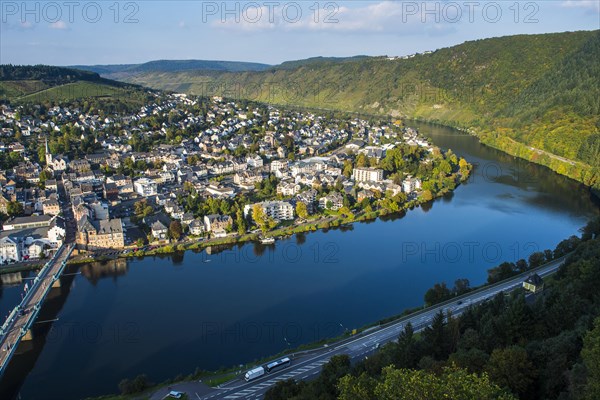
[[0, 243, 75, 376]]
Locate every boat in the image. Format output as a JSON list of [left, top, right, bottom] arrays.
[[260, 237, 275, 244]]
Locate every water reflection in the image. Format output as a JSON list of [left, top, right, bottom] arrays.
[[80, 258, 128, 285]]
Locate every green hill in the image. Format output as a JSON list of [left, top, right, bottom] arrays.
[[70, 59, 272, 81], [0, 64, 152, 109], [119, 31, 600, 191]]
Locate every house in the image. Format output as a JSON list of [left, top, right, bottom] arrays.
[[45, 179, 58, 191], [270, 160, 288, 172], [319, 192, 344, 210], [0, 236, 20, 263], [103, 182, 119, 202], [3, 215, 53, 230], [42, 199, 61, 216], [181, 213, 195, 226], [523, 274, 544, 293], [352, 167, 384, 182], [205, 183, 235, 197], [277, 181, 300, 197], [189, 220, 205, 236], [134, 178, 158, 197], [49, 155, 68, 173], [0, 194, 10, 214], [76, 217, 125, 250], [233, 170, 263, 188], [243, 201, 294, 221], [246, 155, 264, 168], [69, 159, 91, 173], [151, 220, 168, 240], [203, 214, 232, 236], [402, 176, 422, 193]]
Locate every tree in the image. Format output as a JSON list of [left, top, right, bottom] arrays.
[[424, 282, 452, 306], [39, 169, 53, 184], [134, 200, 146, 216], [356, 153, 368, 168], [169, 221, 183, 241], [143, 205, 154, 217], [486, 346, 536, 398], [423, 310, 449, 359], [421, 190, 433, 202], [582, 317, 600, 399], [296, 201, 308, 219], [339, 366, 516, 400], [338, 206, 354, 219], [252, 204, 267, 229], [264, 379, 305, 400], [528, 251, 546, 268], [453, 278, 470, 295], [7, 201, 23, 217], [343, 159, 353, 177], [235, 209, 247, 235], [315, 354, 351, 398]]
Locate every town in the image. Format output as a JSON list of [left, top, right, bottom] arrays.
[[0, 93, 470, 264]]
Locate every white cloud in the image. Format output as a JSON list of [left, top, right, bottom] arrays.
[[179, 20, 186, 28], [561, 1, 600, 12], [20, 21, 33, 29], [49, 21, 68, 30], [211, 1, 447, 34]]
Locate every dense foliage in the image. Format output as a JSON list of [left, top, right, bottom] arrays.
[[0, 64, 102, 83]]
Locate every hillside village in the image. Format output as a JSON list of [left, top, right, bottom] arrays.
[[0, 94, 470, 263]]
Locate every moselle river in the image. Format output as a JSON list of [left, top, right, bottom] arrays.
[[1, 123, 598, 399]]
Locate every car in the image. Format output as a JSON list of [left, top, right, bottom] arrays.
[[167, 391, 183, 399], [457, 300, 463, 305]]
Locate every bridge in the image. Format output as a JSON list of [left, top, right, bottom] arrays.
[[0, 243, 75, 376]]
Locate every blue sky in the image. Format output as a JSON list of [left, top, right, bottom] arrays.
[[1, 1, 599, 66]]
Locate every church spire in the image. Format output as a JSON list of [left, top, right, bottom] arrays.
[[45, 136, 52, 166]]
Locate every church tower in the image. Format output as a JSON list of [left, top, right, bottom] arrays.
[[45, 136, 53, 166]]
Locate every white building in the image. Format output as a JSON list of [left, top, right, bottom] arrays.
[[277, 181, 301, 197], [244, 201, 295, 221], [270, 160, 288, 172], [134, 178, 158, 197], [0, 237, 20, 263], [402, 177, 422, 193], [246, 155, 264, 168], [352, 167, 384, 182]]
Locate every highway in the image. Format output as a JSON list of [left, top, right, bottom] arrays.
[[188, 256, 566, 400]]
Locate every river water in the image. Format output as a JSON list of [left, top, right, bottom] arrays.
[[0, 123, 597, 399]]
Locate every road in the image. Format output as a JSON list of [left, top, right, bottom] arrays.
[[157, 256, 566, 400]]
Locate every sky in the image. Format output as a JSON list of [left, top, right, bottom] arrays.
[[1, 1, 599, 66]]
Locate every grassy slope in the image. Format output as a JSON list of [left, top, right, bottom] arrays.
[[123, 31, 600, 189], [0, 66, 151, 107]]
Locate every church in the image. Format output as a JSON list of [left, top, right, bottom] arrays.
[[45, 137, 68, 174]]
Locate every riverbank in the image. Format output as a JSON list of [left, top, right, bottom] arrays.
[[405, 117, 600, 202], [0, 262, 43, 276], [69, 190, 452, 265]]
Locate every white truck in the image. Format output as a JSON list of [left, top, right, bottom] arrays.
[[244, 366, 265, 381]]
